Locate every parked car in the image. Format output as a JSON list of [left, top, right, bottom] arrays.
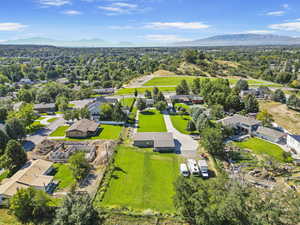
[[198, 160, 209, 178], [187, 159, 200, 176], [180, 163, 190, 177]]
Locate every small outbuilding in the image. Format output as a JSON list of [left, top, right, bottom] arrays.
[[255, 126, 286, 144]]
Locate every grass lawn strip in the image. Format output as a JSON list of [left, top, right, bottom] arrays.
[[98, 146, 179, 213], [120, 97, 135, 108], [234, 137, 289, 162], [170, 114, 197, 135], [47, 117, 58, 123], [49, 125, 70, 137], [138, 109, 167, 132]]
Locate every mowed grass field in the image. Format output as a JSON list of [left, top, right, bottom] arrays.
[[116, 87, 176, 95], [170, 115, 198, 135], [234, 138, 292, 163], [97, 146, 179, 213], [53, 163, 76, 190], [138, 109, 167, 132]]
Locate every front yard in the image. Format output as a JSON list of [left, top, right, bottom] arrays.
[[138, 109, 167, 132], [234, 138, 292, 163], [170, 114, 197, 135], [50, 124, 123, 140], [95, 146, 179, 213], [53, 163, 76, 190]]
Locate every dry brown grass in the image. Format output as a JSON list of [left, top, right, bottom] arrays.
[[153, 70, 176, 76], [215, 60, 240, 68], [259, 100, 300, 134]]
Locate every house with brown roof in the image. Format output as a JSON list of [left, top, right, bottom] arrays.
[[133, 132, 175, 152], [0, 159, 54, 205], [66, 119, 99, 138]]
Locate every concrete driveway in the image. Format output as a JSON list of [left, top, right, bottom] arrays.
[[163, 114, 199, 158]]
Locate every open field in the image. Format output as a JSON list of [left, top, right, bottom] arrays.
[[170, 115, 197, 135], [116, 87, 176, 95], [96, 146, 179, 213], [138, 109, 167, 132], [50, 124, 123, 140], [234, 138, 292, 163], [259, 100, 300, 134], [53, 163, 75, 190], [142, 76, 279, 87]]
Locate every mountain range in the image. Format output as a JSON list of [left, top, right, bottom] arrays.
[[2, 34, 300, 47]]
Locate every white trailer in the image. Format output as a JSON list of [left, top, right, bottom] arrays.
[[180, 163, 190, 177], [198, 160, 209, 178], [187, 159, 200, 176]]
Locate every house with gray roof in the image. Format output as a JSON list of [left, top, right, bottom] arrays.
[[254, 126, 286, 144], [133, 132, 175, 152], [34, 103, 56, 114], [218, 114, 261, 134]]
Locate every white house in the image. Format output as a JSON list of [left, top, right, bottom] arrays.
[[287, 135, 300, 155]]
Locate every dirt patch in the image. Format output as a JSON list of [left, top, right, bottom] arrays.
[[153, 69, 176, 76], [215, 60, 240, 68], [92, 140, 118, 167], [259, 100, 300, 133]]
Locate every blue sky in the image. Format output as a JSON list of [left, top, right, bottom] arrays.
[[1, 0, 300, 43]]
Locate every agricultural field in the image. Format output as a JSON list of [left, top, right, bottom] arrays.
[[234, 138, 292, 163], [259, 100, 300, 134], [138, 109, 167, 132], [96, 146, 179, 213]]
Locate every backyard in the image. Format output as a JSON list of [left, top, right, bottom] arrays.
[[95, 146, 179, 213], [53, 163, 75, 190], [138, 109, 167, 132], [234, 137, 292, 163]]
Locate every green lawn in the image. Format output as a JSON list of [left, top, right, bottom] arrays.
[[116, 87, 176, 95], [49, 125, 70, 137], [53, 163, 76, 190], [120, 97, 135, 108], [170, 114, 197, 135], [234, 138, 291, 163], [142, 76, 281, 87], [0, 209, 23, 225], [64, 124, 123, 141], [138, 109, 167, 132], [96, 146, 179, 213], [47, 117, 57, 123], [36, 116, 46, 121]]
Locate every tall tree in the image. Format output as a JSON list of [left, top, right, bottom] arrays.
[[136, 98, 147, 111], [191, 78, 201, 94], [256, 109, 274, 127], [272, 89, 286, 104], [9, 187, 53, 225], [200, 127, 224, 156], [235, 79, 249, 92], [5, 118, 26, 140], [54, 192, 102, 225], [244, 95, 259, 113], [0, 129, 9, 155], [1, 140, 27, 175], [69, 152, 91, 182]]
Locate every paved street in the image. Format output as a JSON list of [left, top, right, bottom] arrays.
[[25, 115, 65, 150], [163, 114, 199, 158]]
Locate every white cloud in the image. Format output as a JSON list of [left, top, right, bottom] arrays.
[[38, 0, 71, 7], [246, 30, 274, 34], [108, 25, 135, 30], [63, 10, 82, 15], [144, 34, 191, 42], [266, 11, 285, 16], [98, 2, 143, 15], [145, 22, 210, 30], [0, 23, 27, 31], [0, 40, 7, 43], [269, 21, 300, 32], [282, 4, 289, 9]]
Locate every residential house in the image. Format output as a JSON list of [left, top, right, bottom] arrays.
[[48, 144, 96, 163], [93, 88, 115, 95], [240, 87, 271, 99], [255, 126, 286, 144], [66, 119, 99, 138], [133, 132, 175, 152], [34, 103, 56, 114], [218, 114, 261, 134], [88, 96, 118, 120], [0, 159, 54, 205], [170, 95, 204, 105]]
